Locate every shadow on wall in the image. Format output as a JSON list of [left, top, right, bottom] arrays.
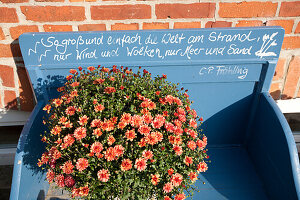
[[5, 40, 35, 111]]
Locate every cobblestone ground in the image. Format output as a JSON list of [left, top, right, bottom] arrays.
[[46, 184, 70, 200]]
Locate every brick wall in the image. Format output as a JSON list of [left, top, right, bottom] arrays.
[[0, 0, 299, 111]]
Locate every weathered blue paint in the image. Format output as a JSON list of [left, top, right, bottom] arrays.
[[20, 28, 283, 66], [10, 101, 49, 200], [11, 27, 300, 200], [247, 93, 300, 200]]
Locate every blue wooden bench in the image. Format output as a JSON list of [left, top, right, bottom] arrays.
[[10, 27, 300, 200]]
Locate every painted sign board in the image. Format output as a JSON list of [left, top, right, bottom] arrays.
[[20, 27, 284, 67]]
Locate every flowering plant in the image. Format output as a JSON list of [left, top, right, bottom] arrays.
[[38, 65, 208, 200]]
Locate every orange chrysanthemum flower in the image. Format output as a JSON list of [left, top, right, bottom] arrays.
[[138, 124, 151, 135], [69, 69, 77, 74], [104, 147, 116, 161], [163, 182, 173, 193], [61, 160, 74, 174], [146, 132, 158, 145], [121, 159, 132, 171], [173, 145, 183, 156], [46, 169, 55, 183], [114, 145, 124, 157], [91, 119, 102, 128], [189, 172, 198, 182], [171, 173, 183, 187], [76, 158, 89, 172], [62, 134, 75, 148], [43, 104, 51, 113], [120, 113, 131, 124], [125, 129, 136, 141], [74, 127, 87, 141], [187, 140, 197, 150], [90, 142, 103, 154], [189, 119, 197, 128], [184, 156, 193, 166], [78, 115, 89, 126], [65, 106, 76, 116], [134, 158, 147, 171], [97, 169, 110, 182], [131, 115, 143, 128], [87, 66, 95, 71], [197, 161, 208, 172], [104, 87, 116, 94], [107, 135, 115, 145], [94, 104, 105, 112], [55, 174, 65, 188], [174, 193, 186, 200], [79, 186, 89, 197], [142, 150, 153, 160], [51, 126, 61, 135], [151, 174, 160, 185], [93, 128, 103, 137]]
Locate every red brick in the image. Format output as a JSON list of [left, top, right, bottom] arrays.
[[78, 24, 106, 31], [44, 25, 72, 32], [0, 44, 13, 57], [0, 7, 18, 23], [17, 67, 34, 111], [236, 20, 263, 27], [295, 22, 300, 34], [269, 82, 281, 100], [273, 58, 285, 81], [91, 5, 151, 20], [36, 0, 63, 2], [174, 22, 201, 29], [279, 1, 300, 17], [205, 21, 232, 28], [111, 23, 139, 31], [143, 23, 169, 30], [70, 0, 96, 2], [0, 44, 22, 58], [219, 2, 277, 18], [0, 28, 5, 40], [1, 0, 28, 2], [282, 36, 300, 50], [282, 56, 300, 99], [297, 86, 300, 98], [0, 65, 14, 87], [10, 25, 39, 40], [156, 3, 215, 19], [21, 6, 85, 22], [266, 20, 294, 34], [0, 44, 24, 58], [4, 90, 17, 110]]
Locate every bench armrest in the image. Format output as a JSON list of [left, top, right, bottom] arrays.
[[248, 92, 300, 200], [10, 101, 49, 200]]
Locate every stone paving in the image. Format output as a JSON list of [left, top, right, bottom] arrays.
[[46, 184, 70, 200]]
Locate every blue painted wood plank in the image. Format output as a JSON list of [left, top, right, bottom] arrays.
[[19, 27, 284, 67], [190, 147, 269, 200], [248, 93, 300, 200]]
